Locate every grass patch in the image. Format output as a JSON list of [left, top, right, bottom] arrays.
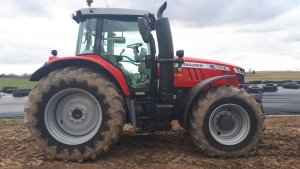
[[0, 78, 36, 90], [245, 71, 300, 82], [0, 119, 23, 125]]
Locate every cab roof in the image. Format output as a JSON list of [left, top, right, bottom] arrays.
[[79, 8, 149, 16], [73, 8, 150, 23]]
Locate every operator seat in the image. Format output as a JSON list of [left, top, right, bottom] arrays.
[[128, 47, 150, 88], [137, 48, 150, 77]]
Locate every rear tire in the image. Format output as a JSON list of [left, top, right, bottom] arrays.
[[25, 67, 125, 162], [189, 86, 264, 157]]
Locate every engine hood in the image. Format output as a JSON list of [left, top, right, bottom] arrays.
[[183, 57, 240, 69], [173, 56, 245, 88]]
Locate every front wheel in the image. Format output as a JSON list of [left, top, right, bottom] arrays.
[[189, 86, 264, 157], [25, 67, 125, 162]]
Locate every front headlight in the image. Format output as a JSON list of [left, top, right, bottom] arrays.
[[234, 67, 245, 84], [234, 67, 245, 75]]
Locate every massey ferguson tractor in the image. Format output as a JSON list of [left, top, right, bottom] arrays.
[[25, 1, 264, 162]]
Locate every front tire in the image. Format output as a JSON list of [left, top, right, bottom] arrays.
[[25, 67, 125, 162], [189, 86, 264, 157]]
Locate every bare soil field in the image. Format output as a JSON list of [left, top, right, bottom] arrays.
[[0, 117, 299, 169]]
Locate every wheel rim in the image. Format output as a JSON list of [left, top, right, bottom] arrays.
[[44, 88, 102, 145], [208, 104, 250, 145]]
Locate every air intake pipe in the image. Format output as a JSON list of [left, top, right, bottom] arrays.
[[155, 2, 175, 101]]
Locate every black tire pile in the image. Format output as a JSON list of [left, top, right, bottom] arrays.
[[263, 83, 278, 92], [246, 84, 264, 93], [282, 82, 300, 89], [242, 80, 300, 92], [1, 86, 31, 97]]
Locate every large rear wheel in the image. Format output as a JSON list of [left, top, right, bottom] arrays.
[[25, 67, 125, 162], [189, 86, 264, 157]]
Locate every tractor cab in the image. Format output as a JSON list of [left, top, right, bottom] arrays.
[[73, 9, 152, 89]]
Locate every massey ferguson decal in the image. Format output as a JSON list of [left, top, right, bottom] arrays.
[[176, 62, 230, 71]]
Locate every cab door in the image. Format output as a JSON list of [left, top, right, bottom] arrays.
[[99, 18, 151, 89]]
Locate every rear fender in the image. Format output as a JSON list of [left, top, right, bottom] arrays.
[[30, 55, 131, 96], [180, 75, 235, 129]]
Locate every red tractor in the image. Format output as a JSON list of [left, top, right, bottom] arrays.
[[25, 1, 264, 162]]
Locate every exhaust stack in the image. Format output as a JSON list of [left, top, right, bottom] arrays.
[[86, 0, 93, 7], [155, 2, 175, 101]]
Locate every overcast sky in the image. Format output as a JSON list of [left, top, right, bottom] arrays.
[[1, 0, 300, 74]]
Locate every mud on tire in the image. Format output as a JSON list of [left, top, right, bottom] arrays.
[[24, 67, 125, 162], [189, 86, 264, 157]]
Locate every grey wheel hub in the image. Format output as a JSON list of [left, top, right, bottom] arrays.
[[209, 104, 250, 145], [45, 88, 102, 145], [217, 114, 235, 131], [68, 106, 88, 124]]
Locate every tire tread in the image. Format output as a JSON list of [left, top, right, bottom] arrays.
[[189, 86, 264, 157], [25, 67, 125, 162]]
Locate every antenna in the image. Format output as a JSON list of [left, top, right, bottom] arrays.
[[103, 0, 109, 8], [86, 0, 93, 8]]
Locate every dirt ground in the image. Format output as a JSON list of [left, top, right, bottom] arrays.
[[0, 117, 299, 169]]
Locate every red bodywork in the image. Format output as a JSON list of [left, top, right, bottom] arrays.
[[46, 55, 131, 96], [174, 57, 240, 88], [46, 55, 241, 96]]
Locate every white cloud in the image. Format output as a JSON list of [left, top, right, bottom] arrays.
[[0, 0, 300, 74], [0, 1, 79, 74], [172, 3, 300, 71]]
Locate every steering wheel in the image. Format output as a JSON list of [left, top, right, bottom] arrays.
[[127, 43, 143, 49]]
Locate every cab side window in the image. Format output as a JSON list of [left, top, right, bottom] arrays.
[[100, 19, 151, 89]]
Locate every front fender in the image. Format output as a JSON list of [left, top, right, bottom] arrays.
[[180, 75, 235, 129], [30, 55, 131, 96]]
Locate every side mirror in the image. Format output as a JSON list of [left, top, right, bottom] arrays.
[[176, 50, 184, 58], [51, 50, 57, 56], [138, 17, 151, 43]]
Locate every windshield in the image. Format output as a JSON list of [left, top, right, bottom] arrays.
[[76, 19, 97, 55]]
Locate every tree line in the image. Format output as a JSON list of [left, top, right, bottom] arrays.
[[0, 73, 32, 79]]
